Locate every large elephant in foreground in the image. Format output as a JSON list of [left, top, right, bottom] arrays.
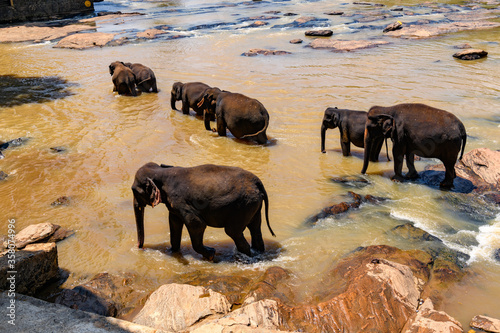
[[321, 107, 389, 162], [132, 162, 275, 260], [124, 63, 157, 93], [170, 81, 211, 116], [109, 61, 137, 96], [199, 88, 270, 144], [361, 103, 467, 188]]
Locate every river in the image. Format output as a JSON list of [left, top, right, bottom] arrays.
[[0, 0, 499, 328]]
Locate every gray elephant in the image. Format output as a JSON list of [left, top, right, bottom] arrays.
[[170, 81, 211, 116], [132, 162, 276, 260], [199, 88, 269, 144], [123, 63, 157, 93], [321, 107, 389, 162], [109, 61, 137, 96], [361, 103, 467, 188]]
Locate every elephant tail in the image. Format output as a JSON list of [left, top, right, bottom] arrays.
[[258, 180, 275, 237], [459, 126, 467, 161], [384, 137, 391, 161], [240, 115, 268, 140], [137, 76, 152, 86]]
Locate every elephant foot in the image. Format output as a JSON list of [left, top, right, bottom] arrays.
[[405, 172, 420, 180], [391, 174, 405, 183], [439, 179, 454, 189], [201, 247, 216, 261]]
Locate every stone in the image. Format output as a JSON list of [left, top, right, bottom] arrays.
[[0, 24, 94, 43], [470, 315, 500, 333], [45, 225, 74, 243], [383, 21, 403, 32], [0, 243, 59, 296], [330, 175, 370, 188], [385, 21, 500, 39], [247, 20, 269, 27], [324, 11, 344, 15], [305, 30, 333, 37], [10, 222, 58, 249], [289, 39, 303, 44], [51, 196, 71, 206], [455, 43, 472, 49], [136, 28, 168, 39], [242, 49, 291, 56], [191, 299, 284, 332], [390, 223, 443, 243], [133, 283, 231, 331], [55, 272, 152, 318], [308, 39, 390, 52], [242, 266, 294, 306], [495, 248, 500, 262], [54, 32, 116, 49], [453, 49, 488, 60], [0, 171, 7, 180], [0, 292, 166, 333], [402, 298, 463, 332], [50, 146, 68, 153]]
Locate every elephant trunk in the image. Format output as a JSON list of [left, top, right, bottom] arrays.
[[361, 129, 371, 174], [133, 197, 145, 248], [321, 124, 327, 153], [170, 92, 178, 110], [204, 109, 212, 131]]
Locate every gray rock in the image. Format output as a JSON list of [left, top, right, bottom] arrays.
[[289, 39, 303, 44], [324, 11, 344, 15], [308, 39, 389, 52], [0, 171, 7, 180], [470, 315, 500, 333], [242, 49, 292, 56], [383, 21, 403, 33], [305, 29, 333, 37], [453, 49, 488, 60], [0, 243, 59, 296], [390, 223, 442, 243], [133, 283, 231, 332]]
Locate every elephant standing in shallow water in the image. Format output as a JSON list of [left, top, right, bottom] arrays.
[[170, 81, 211, 116], [321, 107, 389, 162], [109, 61, 137, 96], [199, 88, 270, 144], [124, 63, 157, 93], [132, 162, 275, 260], [361, 103, 467, 188]]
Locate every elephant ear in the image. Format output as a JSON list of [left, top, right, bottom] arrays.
[[145, 177, 162, 208], [380, 115, 394, 138]]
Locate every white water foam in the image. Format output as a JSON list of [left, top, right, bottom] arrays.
[[468, 214, 500, 264]]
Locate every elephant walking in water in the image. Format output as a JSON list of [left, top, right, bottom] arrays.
[[109, 61, 137, 96], [361, 103, 467, 188], [132, 162, 275, 260]]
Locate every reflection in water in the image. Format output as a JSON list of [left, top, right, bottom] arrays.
[[0, 75, 76, 107]]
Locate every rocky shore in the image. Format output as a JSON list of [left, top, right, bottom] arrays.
[[1, 148, 499, 332]]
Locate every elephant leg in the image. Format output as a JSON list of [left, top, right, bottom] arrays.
[[217, 117, 227, 137], [168, 214, 183, 252], [405, 152, 419, 179], [247, 213, 265, 253], [185, 215, 215, 260], [181, 100, 190, 115], [440, 157, 456, 189], [370, 138, 383, 162], [340, 140, 350, 157], [391, 146, 405, 182], [225, 226, 252, 257], [255, 132, 268, 145]]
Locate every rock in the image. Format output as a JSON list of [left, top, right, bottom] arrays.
[[191, 299, 285, 332], [280, 245, 430, 332], [0, 171, 7, 180], [289, 39, 303, 44], [54, 32, 116, 49], [44, 225, 74, 243], [137, 28, 168, 39], [385, 21, 500, 39], [247, 20, 269, 28], [306, 191, 387, 225], [308, 39, 390, 52], [55, 272, 153, 318], [330, 175, 371, 188], [242, 49, 291, 56], [10, 222, 58, 249], [324, 11, 344, 15], [0, 292, 164, 333], [273, 16, 329, 29], [494, 248, 500, 262], [439, 192, 498, 222], [0, 243, 59, 296], [453, 49, 488, 60], [242, 267, 294, 306], [51, 196, 71, 207], [402, 298, 463, 332], [455, 43, 472, 49], [305, 30, 333, 37], [390, 223, 443, 243], [50, 146, 68, 153], [383, 21, 403, 33], [0, 137, 30, 151], [0, 24, 95, 43], [133, 283, 231, 332], [470, 315, 500, 333]]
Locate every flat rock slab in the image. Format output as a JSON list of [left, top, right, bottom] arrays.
[[54, 32, 116, 49], [309, 39, 389, 52], [0, 24, 94, 43], [453, 49, 488, 60], [385, 21, 500, 39], [137, 29, 168, 39], [0, 292, 165, 333], [11, 222, 57, 249], [305, 30, 333, 37], [242, 49, 291, 56], [470, 315, 500, 333]]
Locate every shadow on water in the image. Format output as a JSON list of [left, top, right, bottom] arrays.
[[0, 75, 77, 107]]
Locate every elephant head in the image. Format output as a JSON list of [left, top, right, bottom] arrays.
[[170, 82, 183, 110], [198, 87, 222, 130], [131, 163, 172, 248], [321, 107, 340, 153], [361, 114, 394, 174], [109, 61, 125, 76]]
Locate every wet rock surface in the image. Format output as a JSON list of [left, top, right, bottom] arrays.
[[305, 29, 333, 37], [51, 196, 71, 207], [0, 171, 7, 180], [403, 298, 463, 333], [390, 222, 442, 243], [453, 49, 488, 60], [470, 315, 500, 333], [330, 175, 371, 188], [2, 222, 73, 249], [55, 32, 116, 49], [242, 49, 292, 56], [308, 39, 390, 52]]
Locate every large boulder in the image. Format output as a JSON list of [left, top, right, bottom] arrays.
[[54, 32, 116, 49], [402, 298, 463, 332], [470, 315, 500, 333], [0, 243, 59, 296], [133, 283, 231, 332]]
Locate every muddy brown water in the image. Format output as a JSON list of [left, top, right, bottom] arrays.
[[0, 0, 499, 327]]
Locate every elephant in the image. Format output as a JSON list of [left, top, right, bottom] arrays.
[[132, 162, 276, 260], [170, 81, 211, 116], [361, 103, 467, 188], [321, 107, 389, 162], [109, 61, 137, 96], [198, 88, 269, 144], [123, 63, 157, 93]]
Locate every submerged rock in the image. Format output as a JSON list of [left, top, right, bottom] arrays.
[[308, 38, 390, 52], [0, 171, 7, 180], [495, 248, 500, 262], [453, 49, 488, 60], [51, 196, 71, 207], [242, 49, 292, 56], [330, 175, 371, 188], [390, 223, 442, 243], [289, 38, 303, 44]]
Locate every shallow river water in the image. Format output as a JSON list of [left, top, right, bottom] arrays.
[[0, 0, 499, 328]]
